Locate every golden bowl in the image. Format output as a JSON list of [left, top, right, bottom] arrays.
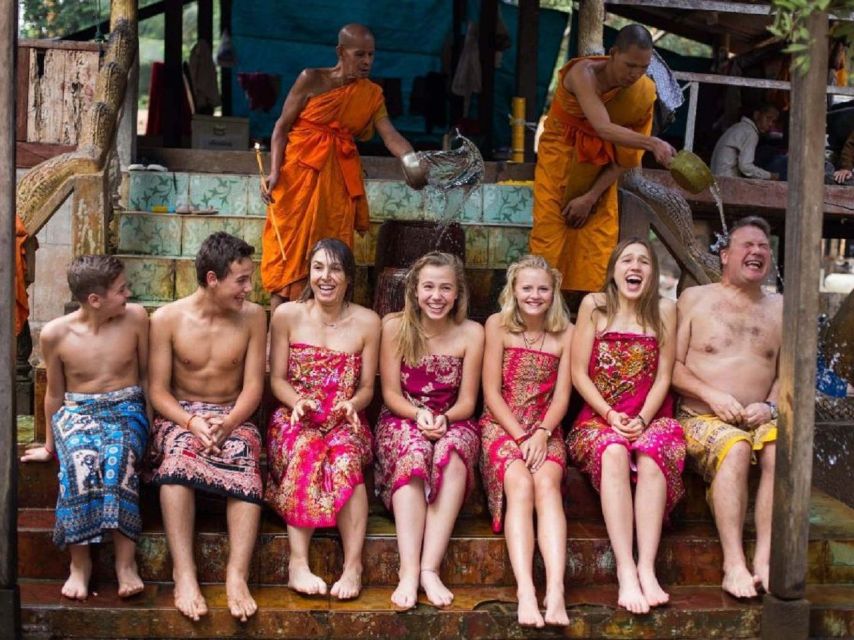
[[669, 150, 715, 194]]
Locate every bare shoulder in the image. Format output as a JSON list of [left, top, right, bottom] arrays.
[[676, 283, 712, 312], [240, 300, 266, 321], [272, 300, 304, 325], [460, 318, 485, 341], [40, 314, 72, 346], [578, 292, 602, 320], [351, 303, 381, 332], [658, 297, 677, 319], [124, 303, 149, 325], [484, 313, 504, 333], [381, 312, 403, 332], [150, 297, 186, 329]]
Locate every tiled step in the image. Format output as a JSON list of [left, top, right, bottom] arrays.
[[16, 491, 853, 588], [18, 581, 854, 639]]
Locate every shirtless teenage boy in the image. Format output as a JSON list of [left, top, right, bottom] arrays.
[[672, 216, 782, 598], [146, 232, 266, 622], [22, 255, 150, 602]]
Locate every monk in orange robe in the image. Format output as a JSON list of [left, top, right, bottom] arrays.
[[530, 25, 676, 295], [15, 214, 31, 336], [261, 24, 423, 307]]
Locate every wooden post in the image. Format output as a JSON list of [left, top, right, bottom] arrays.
[[163, 0, 183, 147], [198, 0, 213, 45], [515, 0, 538, 162], [578, 0, 605, 56], [219, 0, 232, 116], [478, 0, 498, 159], [0, 0, 20, 635], [761, 11, 828, 640]]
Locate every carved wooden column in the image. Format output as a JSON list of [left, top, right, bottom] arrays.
[[578, 0, 604, 56]]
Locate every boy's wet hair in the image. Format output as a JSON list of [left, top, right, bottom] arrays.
[[719, 216, 772, 251], [195, 232, 254, 286], [67, 254, 125, 303]]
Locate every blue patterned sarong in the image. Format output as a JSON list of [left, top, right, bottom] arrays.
[[52, 385, 149, 548]]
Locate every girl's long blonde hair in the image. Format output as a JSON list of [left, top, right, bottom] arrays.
[[595, 237, 664, 340], [497, 255, 570, 333], [395, 252, 469, 365]]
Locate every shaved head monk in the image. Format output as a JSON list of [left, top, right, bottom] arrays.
[[530, 24, 676, 301], [261, 23, 425, 309]]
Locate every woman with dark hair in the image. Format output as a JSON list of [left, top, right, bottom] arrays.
[[567, 237, 684, 615], [265, 238, 381, 601]]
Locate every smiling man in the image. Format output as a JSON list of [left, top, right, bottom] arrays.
[[146, 232, 266, 622], [260, 23, 423, 309], [530, 24, 676, 300], [672, 216, 782, 599]]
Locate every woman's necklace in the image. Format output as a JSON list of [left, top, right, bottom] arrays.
[[521, 329, 546, 352], [317, 304, 348, 328]]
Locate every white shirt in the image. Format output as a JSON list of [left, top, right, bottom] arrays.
[[710, 116, 773, 180]]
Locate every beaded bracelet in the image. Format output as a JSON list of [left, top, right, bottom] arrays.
[[535, 426, 551, 437], [605, 408, 615, 422], [637, 415, 648, 427], [185, 413, 202, 429], [514, 433, 530, 445]]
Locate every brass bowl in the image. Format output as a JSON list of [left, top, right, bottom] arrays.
[[669, 150, 715, 194]]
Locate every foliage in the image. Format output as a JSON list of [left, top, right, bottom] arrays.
[[19, 0, 165, 39], [769, 0, 854, 75]]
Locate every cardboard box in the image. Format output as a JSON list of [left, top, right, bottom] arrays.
[[191, 115, 249, 150]]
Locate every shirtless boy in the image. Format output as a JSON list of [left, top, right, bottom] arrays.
[[672, 216, 782, 598], [146, 232, 266, 622], [22, 255, 149, 601]]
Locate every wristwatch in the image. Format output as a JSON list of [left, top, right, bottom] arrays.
[[764, 401, 778, 421]]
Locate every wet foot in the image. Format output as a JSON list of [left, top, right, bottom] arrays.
[[61, 557, 92, 601], [420, 568, 453, 608], [330, 566, 362, 600], [516, 590, 545, 628], [543, 588, 569, 626], [390, 569, 419, 609], [173, 572, 208, 621], [287, 561, 327, 596], [753, 562, 770, 593], [722, 564, 759, 599], [637, 567, 670, 607], [116, 560, 144, 598], [226, 576, 258, 622], [617, 567, 650, 614]]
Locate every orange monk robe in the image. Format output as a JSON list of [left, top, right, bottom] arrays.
[[260, 79, 388, 297], [530, 57, 656, 293], [15, 214, 31, 336]]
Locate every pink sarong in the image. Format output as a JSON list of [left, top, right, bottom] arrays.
[[567, 332, 685, 517], [265, 343, 372, 528], [479, 347, 566, 533], [374, 354, 479, 510]]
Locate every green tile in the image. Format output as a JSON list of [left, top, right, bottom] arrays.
[[181, 216, 247, 257], [189, 174, 250, 215], [464, 224, 489, 266], [246, 176, 267, 215], [242, 217, 265, 255], [366, 179, 424, 220], [117, 213, 182, 255], [483, 184, 533, 225], [488, 227, 531, 268], [127, 172, 188, 212], [123, 256, 175, 301]]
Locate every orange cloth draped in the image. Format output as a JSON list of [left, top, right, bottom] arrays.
[[530, 57, 656, 292], [260, 79, 387, 296], [15, 215, 30, 336]]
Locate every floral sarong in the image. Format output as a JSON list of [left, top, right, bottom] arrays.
[[145, 401, 263, 504], [52, 386, 148, 548], [374, 354, 479, 510], [479, 348, 566, 533], [266, 343, 372, 528], [567, 332, 685, 517]]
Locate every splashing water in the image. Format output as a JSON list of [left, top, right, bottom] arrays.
[[709, 181, 728, 237]]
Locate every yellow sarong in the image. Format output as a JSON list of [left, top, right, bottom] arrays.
[[530, 57, 656, 292]]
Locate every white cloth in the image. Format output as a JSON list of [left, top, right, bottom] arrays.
[[452, 22, 481, 99], [710, 116, 772, 180], [189, 40, 221, 111]]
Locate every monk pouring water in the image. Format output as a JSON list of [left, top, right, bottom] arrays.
[[530, 24, 676, 300], [260, 23, 425, 308]]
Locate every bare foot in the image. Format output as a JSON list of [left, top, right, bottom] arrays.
[[116, 560, 144, 598], [61, 557, 92, 601], [330, 566, 362, 600], [420, 569, 453, 608], [516, 590, 545, 628], [637, 567, 670, 607], [722, 564, 759, 599], [753, 562, 770, 593], [287, 561, 327, 596], [173, 572, 208, 621], [617, 567, 650, 614], [226, 576, 258, 622], [543, 588, 569, 626], [390, 570, 419, 609]]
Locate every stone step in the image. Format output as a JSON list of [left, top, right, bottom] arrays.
[[16, 489, 854, 587], [17, 581, 854, 639]]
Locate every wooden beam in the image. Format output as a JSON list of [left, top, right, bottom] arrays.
[[672, 70, 854, 97], [515, 0, 538, 162], [604, 5, 719, 48], [163, 0, 183, 147], [64, 0, 195, 41], [478, 0, 498, 159], [0, 0, 20, 633], [762, 11, 828, 639], [605, 0, 854, 20], [220, 0, 232, 116]]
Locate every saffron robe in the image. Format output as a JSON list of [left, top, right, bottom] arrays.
[[530, 57, 656, 292], [260, 79, 388, 297]]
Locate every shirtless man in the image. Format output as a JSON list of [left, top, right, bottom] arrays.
[[672, 216, 782, 598], [146, 232, 266, 621], [22, 255, 149, 601]]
